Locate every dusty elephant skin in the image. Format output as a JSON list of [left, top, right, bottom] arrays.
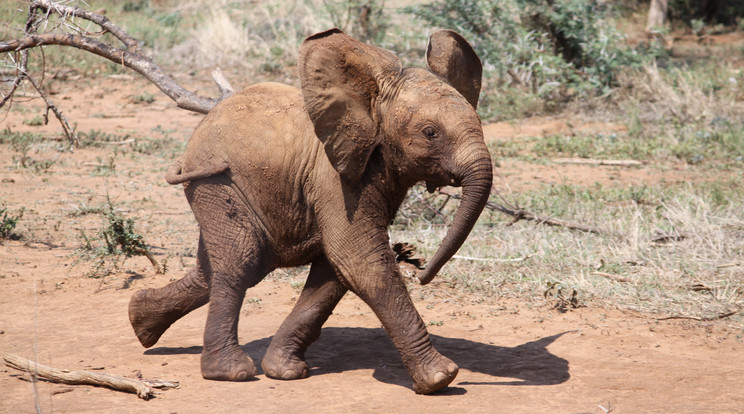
[[128, 28, 493, 394]]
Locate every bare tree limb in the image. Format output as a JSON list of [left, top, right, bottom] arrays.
[[2, 353, 178, 400], [0, 51, 28, 117], [438, 190, 604, 235], [211, 67, 234, 98], [1, 0, 232, 124], [452, 254, 531, 263], [1, 32, 219, 114], [592, 271, 633, 283], [552, 158, 643, 166], [29, 0, 142, 53], [657, 307, 741, 322], [24, 62, 79, 148]]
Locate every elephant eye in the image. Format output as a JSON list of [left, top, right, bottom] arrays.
[[422, 126, 439, 139]]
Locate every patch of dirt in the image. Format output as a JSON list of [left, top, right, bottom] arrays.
[[2, 78, 743, 413]]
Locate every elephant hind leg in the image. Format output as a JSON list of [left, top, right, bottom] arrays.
[[262, 256, 347, 380], [129, 235, 211, 348], [200, 263, 267, 381], [198, 225, 273, 381], [182, 176, 276, 381]]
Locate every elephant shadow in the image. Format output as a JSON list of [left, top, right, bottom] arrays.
[[146, 328, 571, 393]]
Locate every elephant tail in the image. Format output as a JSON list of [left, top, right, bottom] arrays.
[[165, 159, 230, 185]]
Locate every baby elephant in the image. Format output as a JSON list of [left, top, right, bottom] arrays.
[[128, 28, 492, 394]]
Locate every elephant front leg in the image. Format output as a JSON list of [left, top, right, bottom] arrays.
[[365, 274, 459, 394], [262, 256, 347, 380], [328, 240, 458, 394]]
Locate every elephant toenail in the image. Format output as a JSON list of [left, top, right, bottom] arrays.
[[447, 362, 458, 374]]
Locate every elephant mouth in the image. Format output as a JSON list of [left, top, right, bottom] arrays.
[[425, 177, 460, 194]]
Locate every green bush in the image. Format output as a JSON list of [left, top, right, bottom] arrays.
[[323, 0, 390, 43], [0, 206, 22, 241], [668, 0, 744, 26], [75, 199, 162, 277], [406, 0, 649, 120]]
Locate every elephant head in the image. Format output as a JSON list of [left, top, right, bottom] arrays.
[[299, 29, 493, 285]]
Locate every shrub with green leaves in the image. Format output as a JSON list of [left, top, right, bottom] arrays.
[[668, 0, 744, 26], [406, 0, 648, 120], [323, 0, 390, 43], [0, 206, 22, 241], [75, 199, 162, 277]]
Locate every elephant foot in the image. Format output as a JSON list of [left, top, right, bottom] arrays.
[[128, 289, 175, 348], [261, 345, 309, 380], [410, 354, 459, 394], [201, 346, 257, 381]]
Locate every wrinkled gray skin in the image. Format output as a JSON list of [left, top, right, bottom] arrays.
[[128, 29, 493, 394]]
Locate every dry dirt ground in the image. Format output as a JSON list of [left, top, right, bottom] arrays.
[[1, 77, 743, 413]]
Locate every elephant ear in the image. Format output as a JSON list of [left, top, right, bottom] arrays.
[[299, 29, 402, 184], [425, 30, 482, 109]]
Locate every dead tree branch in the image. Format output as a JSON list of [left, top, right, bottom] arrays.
[[0, 50, 29, 119], [24, 58, 79, 146], [657, 307, 741, 322], [438, 189, 604, 235], [3, 353, 178, 400], [0, 0, 233, 139], [552, 158, 643, 166]]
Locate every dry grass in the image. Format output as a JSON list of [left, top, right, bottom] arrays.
[[392, 181, 744, 324], [163, 0, 332, 83], [620, 61, 743, 124]]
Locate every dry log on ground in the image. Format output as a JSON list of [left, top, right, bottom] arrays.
[[551, 158, 642, 166], [2, 353, 178, 400], [657, 308, 741, 322]]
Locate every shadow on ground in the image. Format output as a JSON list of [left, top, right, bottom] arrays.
[[145, 328, 570, 392]]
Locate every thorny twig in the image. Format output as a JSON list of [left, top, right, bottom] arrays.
[[24, 58, 79, 148]]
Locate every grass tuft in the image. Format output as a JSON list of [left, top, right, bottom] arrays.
[[74, 197, 162, 278]]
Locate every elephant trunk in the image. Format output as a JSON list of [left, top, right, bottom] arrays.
[[418, 150, 493, 285]]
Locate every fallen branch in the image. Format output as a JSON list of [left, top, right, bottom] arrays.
[[2, 353, 178, 400], [552, 158, 643, 166], [438, 190, 603, 235], [656, 308, 741, 322], [591, 271, 634, 283], [452, 254, 531, 263]]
